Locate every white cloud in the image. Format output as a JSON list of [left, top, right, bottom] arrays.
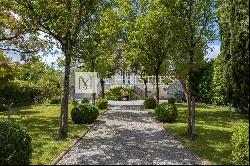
[[205, 44, 221, 60]]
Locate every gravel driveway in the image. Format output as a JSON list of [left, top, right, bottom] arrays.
[[57, 103, 205, 165]]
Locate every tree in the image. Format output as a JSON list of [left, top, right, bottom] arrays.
[[77, 1, 122, 101], [217, 0, 249, 114], [17, 57, 62, 101], [192, 60, 214, 104], [211, 54, 226, 105], [10, 0, 97, 138], [127, 56, 150, 99], [0, 0, 47, 56], [167, 0, 217, 139], [128, 1, 174, 103], [0, 52, 17, 83]]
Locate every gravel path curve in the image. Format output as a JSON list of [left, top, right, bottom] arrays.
[[57, 103, 204, 165]]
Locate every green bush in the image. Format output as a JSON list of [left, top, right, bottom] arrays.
[[105, 86, 124, 101], [80, 104, 99, 124], [168, 97, 176, 104], [0, 120, 32, 165], [105, 86, 135, 101], [71, 103, 99, 124], [49, 96, 61, 104], [144, 97, 157, 109], [231, 123, 249, 165], [81, 98, 89, 104], [0, 80, 42, 107], [71, 106, 84, 124], [96, 98, 108, 110], [155, 103, 177, 123]]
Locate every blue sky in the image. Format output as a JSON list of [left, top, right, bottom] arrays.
[[205, 40, 221, 60]]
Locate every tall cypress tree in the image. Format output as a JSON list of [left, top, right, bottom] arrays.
[[217, 0, 249, 113]]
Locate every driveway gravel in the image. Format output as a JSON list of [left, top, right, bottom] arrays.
[[57, 102, 205, 165]]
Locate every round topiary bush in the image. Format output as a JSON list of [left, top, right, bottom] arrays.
[[168, 97, 176, 104], [231, 123, 249, 165], [71, 103, 99, 124], [81, 104, 99, 124], [71, 106, 84, 124], [81, 98, 89, 104], [49, 96, 61, 104], [96, 98, 108, 110], [0, 120, 32, 165], [155, 103, 177, 123], [144, 97, 157, 109]]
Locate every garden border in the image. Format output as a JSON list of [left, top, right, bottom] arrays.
[[146, 108, 211, 165], [50, 109, 108, 165]]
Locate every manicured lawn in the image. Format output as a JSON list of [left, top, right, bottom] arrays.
[[148, 103, 249, 165], [0, 104, 106, 165]]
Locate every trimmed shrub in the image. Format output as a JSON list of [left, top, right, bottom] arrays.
[[81, 98, 89, 104], [96, 98, 108, 110], [168, 97, 176, 104], [231, 123, 249, 165], [71, 106, 84, 124], [0, 120, 32, 165], [81, 104, 99, 124], [155, 103, 177, 123], [144, 97, 157, 109], [49, 96, 61, 104], [71, 103, 99, 124]]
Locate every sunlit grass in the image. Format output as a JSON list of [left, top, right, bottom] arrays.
[[0, 104, 106, 165], [148, 103, 249, 165]]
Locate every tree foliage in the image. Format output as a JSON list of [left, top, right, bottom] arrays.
[[128, 0, 174, 102], [167, 0, 217, 139], [211, 54, 226, 105], [217, 0, 249, 113], [7, 0, 98, 138], [0, 54, 61, 107]]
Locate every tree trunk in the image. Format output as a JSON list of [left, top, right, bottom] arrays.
[[100, 78, 105, 98], [92, 93, 96, 104], [187, 87, 192, 137], [191, 96, 196, 139], [229, 102, 232, 118], [187, 0, 195, 139], [7, 103, 13, 120], [177, 77, 188, 102], [184, 91, 188, 102], [144, 79, 148, 99], [58, 49, 71, 139], [156, 74, 160, 103], [73, 89, 75, 101]]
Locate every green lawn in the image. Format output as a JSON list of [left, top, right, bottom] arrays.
[[0, 104, 106, 165], [148, 103, 249, 165]]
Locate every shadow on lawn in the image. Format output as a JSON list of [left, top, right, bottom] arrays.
[[0, 105, 36, 116], [11, 116, 59, 138], [175, 103, 212, 109], [171, 124, 234, 165]]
